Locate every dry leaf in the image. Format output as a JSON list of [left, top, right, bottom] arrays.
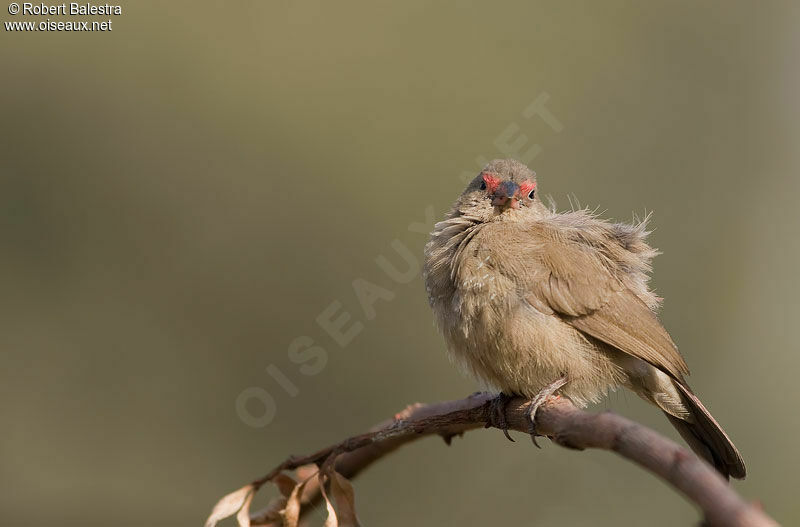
[[236, 486, 255, 527], [281, 472, 316, 527], [318, 467, 359, 527], [320, 477, 338, 527], [248, 496, 287, 526], [272, 473, 298, 498], [295, 464, 318, 483], [329, 472, 360, 527], [205, 484, 255, 527]]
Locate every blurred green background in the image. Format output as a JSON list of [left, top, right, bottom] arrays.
[[2, 1, 799, 525]]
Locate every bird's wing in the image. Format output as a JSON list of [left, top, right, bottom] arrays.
[[509, 223, 689, 379]]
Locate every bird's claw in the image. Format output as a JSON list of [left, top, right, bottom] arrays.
[[526, 376, 569, 447], [485, 392, 516, 442]]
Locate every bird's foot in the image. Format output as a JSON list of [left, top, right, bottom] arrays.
[[485, 392, 517, 442], [527, 376, 569, 448]]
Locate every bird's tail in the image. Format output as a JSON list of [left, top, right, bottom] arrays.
[[663, 381, 746, 480]]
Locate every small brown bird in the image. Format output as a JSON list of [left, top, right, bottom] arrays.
[[423, 159, 746, 479]]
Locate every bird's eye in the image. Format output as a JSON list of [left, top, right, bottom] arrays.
[[528, 189, 535, 199], [480, 181, 487, 190]]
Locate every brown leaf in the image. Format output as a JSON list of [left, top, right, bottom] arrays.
[[236, 486, 255, 527], [281, 472, 316, 527], [295, 463, 318, 483], [205, 484, 255, 527], [248, 496, 287, 526], [329, 471, 360, 527], [320, 478, 338, 527], [272, 473, 298, 498]]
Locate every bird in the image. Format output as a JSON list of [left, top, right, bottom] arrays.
[[423, 158, 746, 480]]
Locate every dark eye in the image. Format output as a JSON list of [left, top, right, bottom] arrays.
[[480, 181, 486, 190], [528, 189, 535, 199]]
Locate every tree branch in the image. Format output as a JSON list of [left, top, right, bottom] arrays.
[[235, 393, 777, 527]]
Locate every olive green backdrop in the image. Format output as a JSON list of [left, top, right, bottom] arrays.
[[2, 1, 799, 525]]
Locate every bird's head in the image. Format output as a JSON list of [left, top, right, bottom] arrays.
[[455, 159, 542, 220]]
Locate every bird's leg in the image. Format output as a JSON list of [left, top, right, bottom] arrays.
[[527, 375, 569, 447], [485, 392, 517, 442]]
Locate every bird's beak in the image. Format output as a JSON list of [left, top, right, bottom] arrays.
[[492, 181, 521, 209]]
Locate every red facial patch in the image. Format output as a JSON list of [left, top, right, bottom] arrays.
[[482, 172, 501, 193], [519, 180, 536, 197]]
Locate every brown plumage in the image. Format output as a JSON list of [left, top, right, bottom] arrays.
[[423, 159, 746, 479]]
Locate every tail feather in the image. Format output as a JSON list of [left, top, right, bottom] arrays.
[[666, 381, 746, 480]]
